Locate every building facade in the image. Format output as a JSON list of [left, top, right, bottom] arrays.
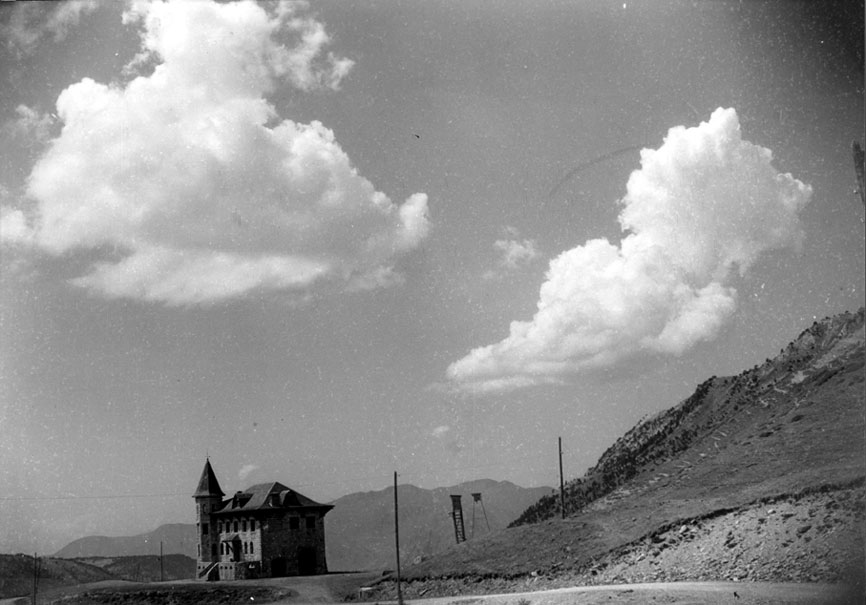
[[194, 459, 333, 581]]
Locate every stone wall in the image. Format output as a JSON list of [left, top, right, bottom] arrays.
[[259, 512, 329, 576]]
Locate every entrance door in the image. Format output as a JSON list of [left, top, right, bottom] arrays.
[[297, 546, 317, 575], [271, 557, 287, 577]]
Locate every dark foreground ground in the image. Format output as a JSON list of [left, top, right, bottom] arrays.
[[0, 572, 381, 605], [0, 575, 861, 605]]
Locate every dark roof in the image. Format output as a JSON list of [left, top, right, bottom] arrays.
[[214, 481, 333, 515], [193, 459, 225, 498]]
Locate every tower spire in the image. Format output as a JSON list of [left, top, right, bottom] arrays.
[[194, 458, 224, 498]]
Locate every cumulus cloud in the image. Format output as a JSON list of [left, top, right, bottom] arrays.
[[448, 108, 812, 393], [1, 0, 99, 55], [2, 0, 428, 305]]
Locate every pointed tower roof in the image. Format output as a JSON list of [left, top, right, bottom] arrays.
[[193, 459, 225, 498]]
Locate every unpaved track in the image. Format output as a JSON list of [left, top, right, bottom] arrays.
[[361, 582, 862, 605]]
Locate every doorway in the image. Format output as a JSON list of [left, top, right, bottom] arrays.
[[297, 546, 317, 575], [270, 556, 287, 577]]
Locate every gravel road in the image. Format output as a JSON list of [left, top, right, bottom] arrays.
[[364, 581, 862, 605]]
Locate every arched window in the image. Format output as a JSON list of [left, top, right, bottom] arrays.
[[234, 520, 239, 532], [242, 519, 247, 532], [250, 519, 256, 531], [244, 541, 248, 554], [250, 542, 254, 554], [220, 543, 224, 555]]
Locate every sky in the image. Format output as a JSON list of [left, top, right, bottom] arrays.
[[0, 0, 863, 555]]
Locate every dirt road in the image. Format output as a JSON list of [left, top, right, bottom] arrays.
[[362, 582, 862, 605]]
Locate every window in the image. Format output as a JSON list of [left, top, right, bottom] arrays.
[[250, 519, 256, 531], [250, 542, 254, 554], [306, 516, 316, 529], [202, 523, 208, 536], [197, 544, 201, 557], [243, 542, 248, 554], [289, 517, 299, 529], [211, 544, 217, 557], [234, 520, 239, 532], [242, 519, 247, 532]]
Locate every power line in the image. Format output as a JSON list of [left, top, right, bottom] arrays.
[[0, 492, 188, 502]]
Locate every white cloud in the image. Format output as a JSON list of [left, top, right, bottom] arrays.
[[448, 108, 812, 392], [4, 0, 428, 305], [482, 228, 540, 281], [430, 424, 464, 454], [5, 105, 54, 147], [431, 425, 451, 438], [0, 207, 35, 247], [494, 237, 539, 269], [1, 0, 99, 55], [238, 464, 259, 483]]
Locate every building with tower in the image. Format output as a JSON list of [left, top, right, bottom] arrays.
[[194, 459, 334, 581]]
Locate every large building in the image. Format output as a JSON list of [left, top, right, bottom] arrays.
[[194, 459, 334, 581]]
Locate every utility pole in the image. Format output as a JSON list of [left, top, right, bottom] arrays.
[[853, 141, 865, 207], [31, 553, 39, 605], [559, 437, 565, 519], [394, 472, 403, 605], [160, 541, 164, 582]]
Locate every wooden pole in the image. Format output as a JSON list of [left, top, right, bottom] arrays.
[[31, 553, 38, 605], [559, 437, 565, 519], [853, 141, 865, 207], [394, 472, 403, 605]]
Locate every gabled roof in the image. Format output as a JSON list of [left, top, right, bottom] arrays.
[[193, 459, 225, 498], [214, 481, 333, 515]]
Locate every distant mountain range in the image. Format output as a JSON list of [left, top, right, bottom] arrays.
[[327, 479, 552, 571], [54, 524, 197, 559], [53, 480, 551, 571]]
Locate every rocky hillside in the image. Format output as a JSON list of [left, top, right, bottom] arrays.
[[516, 309, 865, 526], [365, 309, 865, 600]]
